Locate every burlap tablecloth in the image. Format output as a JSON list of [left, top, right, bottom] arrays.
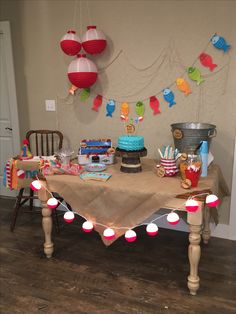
[[45, 159, 228, 245]]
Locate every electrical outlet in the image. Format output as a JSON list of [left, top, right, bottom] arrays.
[[45, 99, 56, 111]]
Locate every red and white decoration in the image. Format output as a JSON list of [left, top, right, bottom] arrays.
[[103, 228, 115, 240], [125, 229, 137, 242], [47, 197, 58, 209], [206, 194, 219, 207], [82, 220, 94, 232], [146, 223, 159, 236], [30, 180, 42, 191], [82, 26, 107, 55], [167, 212, 180, 225], [185, 198, 199, 212], [60, 30, 82, 56], [68, 54, 98, 88], [17, 169, 25, 179], [64, 211, 75, 223]]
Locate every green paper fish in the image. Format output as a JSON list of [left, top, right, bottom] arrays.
[[187, 67, 204, 85], [80, 88, 90, 102], [135, 101, 145, 117]]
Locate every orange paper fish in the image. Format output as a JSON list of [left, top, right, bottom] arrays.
[[176, 78, 192, 96], [120, 102, 129, 121]]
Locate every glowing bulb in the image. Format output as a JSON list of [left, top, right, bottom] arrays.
[[103, 228, 115, 240], [30, 180, 42, 191], [82, 221, 93, 232], [125, 229, 137, 242], [185, 199, 199, 212], [206, 194, 219, 207], [47, 197, 58, 209], [146, 223, 159, 236], [64, 211, 75, 223], [167, 212, 180, 225]]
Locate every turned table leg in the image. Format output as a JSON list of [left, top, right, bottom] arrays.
[[188, 224, 201, 295], [202, 205, 211, 244], [38, 181, 54, 258]]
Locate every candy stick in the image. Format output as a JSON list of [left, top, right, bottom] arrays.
[[158, 148, 163, 158]]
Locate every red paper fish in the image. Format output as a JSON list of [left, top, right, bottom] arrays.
[[199, 52, 217, 72], [92, 95, 103, 112], [149, 96, 161, 115]]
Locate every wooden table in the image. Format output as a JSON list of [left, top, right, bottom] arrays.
[[36, 160, 228, 296]]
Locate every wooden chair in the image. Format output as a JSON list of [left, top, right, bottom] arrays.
[[10, 130, 67, 232]]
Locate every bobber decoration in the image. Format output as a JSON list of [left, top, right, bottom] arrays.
[[47, 197, 58, 209], [103, 228, 115, 240], [60, 30, 81, 56], [206, 194, 219, 207], [146, 223, 159, 236], [17, 169, 25, 179], [185, 198, 199, 212], [82, 25, 107, 55], [30, 180, 42, 191], [125, 229, 137, 242], [64, 211, 75, 223], [68, 54, 98, 88], [82, 221, 94, 232], [167, 212, 180, 225]]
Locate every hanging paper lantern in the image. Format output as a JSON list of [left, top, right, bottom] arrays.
[[47, 197, 58, 209], [82, 221, 94, 232], [60, 30, 81, 56], [30, 180, 42, 191], [146, 223, 159, 236], [82, 25, 107, 55], [167, 212, 180, 225], [125, 229, 137, 242], [206, 194, 219, 207], [185, 199, 199, 212], [64, 211, 75, 223], [103, 228, 115, 240], [68, 54, 98, 88]]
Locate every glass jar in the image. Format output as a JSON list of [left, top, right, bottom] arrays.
[[179, 153, 202, 187]]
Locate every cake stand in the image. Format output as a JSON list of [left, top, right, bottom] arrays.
[[115, 147, 147, 173]]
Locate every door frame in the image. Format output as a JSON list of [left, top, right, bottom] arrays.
[[0, 20, 20, 155]]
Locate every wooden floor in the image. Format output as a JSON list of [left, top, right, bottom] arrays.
[[0, 198, 236, 314]]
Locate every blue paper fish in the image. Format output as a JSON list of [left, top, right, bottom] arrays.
[[163, 88, 176, 108], [211, 34, 231, 53], [106, 99, 116, 117]]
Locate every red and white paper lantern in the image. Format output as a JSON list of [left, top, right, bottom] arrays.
[[206, 194, 219, 207], [60, 30, 81, 56], [64, 211, 75, 223], [82, 25, 107, 55], [185, 199, 199, 212], [82, 221, 94, 232], [103, 228, 115, 240], [167, 212, 180, 225], [68, 54, 98, 88], [146, 223, 159, 236], [47, 197, 58, 209], [30, 180, 42, 191], [125, 229, 137, 242]]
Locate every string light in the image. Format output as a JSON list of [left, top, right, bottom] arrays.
[[30, 180, 42, 191], [33, 177, 219, 242]]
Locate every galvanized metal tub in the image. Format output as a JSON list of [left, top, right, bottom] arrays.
[[171, 122, 217, 153]]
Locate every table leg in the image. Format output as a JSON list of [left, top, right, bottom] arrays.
[[187, 224, 201, 295], [38, 182, 54, 258], [202, 205, 211, 244]]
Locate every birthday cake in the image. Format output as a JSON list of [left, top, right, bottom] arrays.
[[117, 135, 144, 151]]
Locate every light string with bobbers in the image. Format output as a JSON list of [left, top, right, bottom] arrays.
[[31, 178, 219, 243]]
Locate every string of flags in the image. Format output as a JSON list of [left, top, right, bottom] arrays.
[[62, 33, 231, 122], [31, 178, 219, 243]]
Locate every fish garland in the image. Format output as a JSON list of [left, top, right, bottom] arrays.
[[176, 78, 192, 96], [187, 67, 204, 85], [92, 95, 103, 112], [211, 34, 231, 53], [163, 88, 176, 108], [199, 53, 217, 72], [149, 96, 161, 115], [135, 101, 145, 121], [120, 102, 129, 121], [106, 99, 116, 117]]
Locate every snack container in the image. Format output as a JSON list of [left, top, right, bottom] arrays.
[[78, 153, 115, 165]]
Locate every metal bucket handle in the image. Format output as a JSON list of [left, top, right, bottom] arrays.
[[208, 128, 217, 138]]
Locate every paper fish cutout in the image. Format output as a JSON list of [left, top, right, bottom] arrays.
[[187, 67, 204, 85], [135, 101, 145, 121], [176, 78, 192, 96], [211, 34, 231, 53], [199, 53, 217, 72], [80, 88, 90, 102], [92, 95, 103, 112], [106, 99, 116, 117], [163, 89, 176, 108], [69, 85, 78, 95], [149, 96, 161, 114], [120, 102, 129, 121]]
